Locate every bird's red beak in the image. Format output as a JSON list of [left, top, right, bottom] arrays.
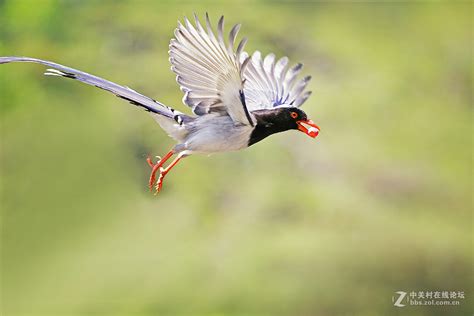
[[296, 119, 320, 138]]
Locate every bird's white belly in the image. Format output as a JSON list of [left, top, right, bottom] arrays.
[[184, 115, 253, 154]]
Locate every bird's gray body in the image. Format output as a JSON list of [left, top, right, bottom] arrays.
[[184, 114, 254, 154], [153, 112, 253, 155]]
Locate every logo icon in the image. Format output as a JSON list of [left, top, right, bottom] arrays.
[[393, 291, 407, 307]]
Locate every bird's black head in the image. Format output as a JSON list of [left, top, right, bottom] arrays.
[[248, 107, 320, 146]]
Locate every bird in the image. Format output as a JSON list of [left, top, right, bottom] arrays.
[[0, 14, 320, 194]]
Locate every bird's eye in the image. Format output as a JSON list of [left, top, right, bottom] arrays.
[[290, 111, 298, 119]]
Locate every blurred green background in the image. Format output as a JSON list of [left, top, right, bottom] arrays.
[[0, 1, 472, 315]]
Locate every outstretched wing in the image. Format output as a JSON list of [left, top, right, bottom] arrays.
[[169, 14, 254, 126], [239, 51, 312, 112]]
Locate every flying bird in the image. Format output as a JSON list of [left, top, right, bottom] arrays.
[[0, 14, 320, 194]]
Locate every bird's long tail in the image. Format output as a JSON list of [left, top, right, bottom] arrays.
[[0, 56, 183, 119]]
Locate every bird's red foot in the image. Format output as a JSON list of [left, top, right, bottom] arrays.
[[153, 153, 183, 195], [146, 151, 185, 195], [155, 169, 167, 194], [146, 151, 174, 192], [148, 161, 161, 191]]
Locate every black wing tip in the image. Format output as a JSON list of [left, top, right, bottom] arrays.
[[239, 89, 255, 127]]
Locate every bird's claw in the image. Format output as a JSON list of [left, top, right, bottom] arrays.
[[146, 155, 162, 168], [145, 150, 181, 195], [146, 153, 173, 194], [146, 156, 154, 168], [148, 168, 158, 191], [147, 156, 164, 191], [154, 170, 166, 195]]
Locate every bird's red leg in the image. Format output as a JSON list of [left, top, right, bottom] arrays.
[[146, 150, 174, 191], [155, 153, 185, 194]]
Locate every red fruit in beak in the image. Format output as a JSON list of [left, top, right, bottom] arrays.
[[297, 119, 320, 138]]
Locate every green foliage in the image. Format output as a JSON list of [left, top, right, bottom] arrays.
[[1, 1, 471, 315]]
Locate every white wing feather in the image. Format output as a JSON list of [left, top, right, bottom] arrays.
[[239, 51, 312, 111], [170, 14, 253, 126]]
